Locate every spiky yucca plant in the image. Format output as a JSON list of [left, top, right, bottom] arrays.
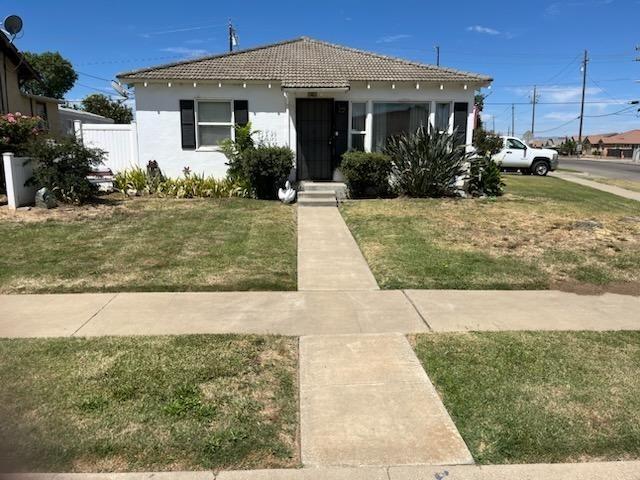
[[384, 126, 470, 198]]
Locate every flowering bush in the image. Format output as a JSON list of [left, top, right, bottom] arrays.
[[0, 113, 44, 156]]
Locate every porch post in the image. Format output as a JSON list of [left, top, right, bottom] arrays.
[[364, 100, 373, 152]]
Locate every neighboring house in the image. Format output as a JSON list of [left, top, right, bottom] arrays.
[[582, 133, 618, 155], [118, 37, 492, 179], [58, 106, 114, 136], [0, 33, 62, 133], [598, 130, 640, 159], [527, 136, 571, 149]]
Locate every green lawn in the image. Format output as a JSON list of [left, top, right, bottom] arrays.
[[413, 332, 640, 464], [0, 335, 298, 472], [591, 177, 640, 194], [340, 176, 640, 292], [0, 197, 297, 293]]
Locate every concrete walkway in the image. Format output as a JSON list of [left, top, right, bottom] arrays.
[[2, 290, 639, 338], [552, 172, 640, 202], [6, 461, 640, 479], [300, 334, 473, 466], [297, 207, 379, 291]]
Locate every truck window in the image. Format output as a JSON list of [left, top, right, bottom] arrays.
[[507, 139, 526, 150]]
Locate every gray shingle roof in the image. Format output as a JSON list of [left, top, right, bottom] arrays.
[[118, 37, 492, 86]]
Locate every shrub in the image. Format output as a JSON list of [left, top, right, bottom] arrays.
[[384, 127, 470, 198], [0, 113, 45, 193], [156, 172, 248, 199], [27, 137, 104, 204], [114, 166, 149, 193], [114, 166, 248, 199], [340, 151, 392, 198], [242, 146, 293, 200], [469, 157, 505, 197], [470, 128, 505, 197], [219, 123, 256, 184]]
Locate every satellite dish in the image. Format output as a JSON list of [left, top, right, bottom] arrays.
[[111, 80, 130, 99], [4, 15, 23, 37]]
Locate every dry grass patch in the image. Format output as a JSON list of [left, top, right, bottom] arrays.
[[413, 331, 640, 464], [0, 195, 297, 293], [0, 335, 299, 472], [340, 176, 640, 292], [590, 177, 640, 194]]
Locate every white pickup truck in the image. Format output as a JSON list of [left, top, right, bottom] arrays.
[[492, 137, 559, 176]]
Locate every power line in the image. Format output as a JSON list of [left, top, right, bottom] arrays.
[[486, 100, 630, 105], [535, 116, 580, 134]]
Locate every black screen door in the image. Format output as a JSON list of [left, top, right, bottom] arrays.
[[296, 99, 334, 180], [453, 102, 469, 147]]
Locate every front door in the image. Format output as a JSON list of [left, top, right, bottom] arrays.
[[296, 99, 334, 180]]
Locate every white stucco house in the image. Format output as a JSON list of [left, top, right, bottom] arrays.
[[118, 37, 492, 180]]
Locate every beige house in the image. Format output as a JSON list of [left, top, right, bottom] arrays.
[[0, 33, 62, 133]]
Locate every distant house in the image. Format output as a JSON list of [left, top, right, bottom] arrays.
[[583, 133, 618, 155], [58, 106, 114, 136], [118, 37, 492, 179], [598, 130, 640, 159], [0, 33, 62, 133]]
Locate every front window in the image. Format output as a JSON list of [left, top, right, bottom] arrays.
[[372, 102, 429, 151], [506, 138, 527, 150], [196, 100, 233, 148], [350, 102, 366, 151], [435, 102, 450, 133]]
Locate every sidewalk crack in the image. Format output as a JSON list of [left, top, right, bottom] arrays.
[[71, 293, 118, 337], [402, 290, 432, 331]]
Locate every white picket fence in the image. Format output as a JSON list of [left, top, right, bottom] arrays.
[[74, 120, 139, 173]]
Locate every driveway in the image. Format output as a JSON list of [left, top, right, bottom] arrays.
[[560, 157, 640, 181]]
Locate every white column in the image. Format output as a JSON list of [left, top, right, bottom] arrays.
[[73, 120, 83, 142], [466, 101, 475, 149], [364, 100, 373, 152], [3, 152, 36, 210]]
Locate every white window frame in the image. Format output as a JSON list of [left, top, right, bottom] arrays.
[[349, 101, 367, 151], [195, 99, 235, 151]]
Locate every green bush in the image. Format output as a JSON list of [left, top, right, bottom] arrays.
[[384, 127, 470, 198], [0, 113, 45, 193], [114, 166, 149, 193], [219, 123, 256, 185], [114, 167, 248, 199], [340, 151, 392, 198], [28, 137, 104, 204], [469, 157, 505, 197], [242, 146, 293, 200]]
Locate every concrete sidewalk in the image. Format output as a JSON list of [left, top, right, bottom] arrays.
[[300, 334, 473, 466], [552, 172, 640, 202], [4, 461, 640, 479], [1, 290, 639, 338], [297, 207, 379, 291]]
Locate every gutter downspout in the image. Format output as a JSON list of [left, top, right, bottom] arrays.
[[283, 90, 290, 148]]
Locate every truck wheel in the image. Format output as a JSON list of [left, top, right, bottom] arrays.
[[532, 160, 549, 176]]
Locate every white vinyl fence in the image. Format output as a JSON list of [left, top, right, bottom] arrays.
[[75, 120, 139, 173]]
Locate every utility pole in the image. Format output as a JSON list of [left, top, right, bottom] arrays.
[[228, 20, 237, 52], [435, 46, 440, 66], [530, 85, 539, 137], [511, 103, 515, 138], [578, 49, 589, 157]]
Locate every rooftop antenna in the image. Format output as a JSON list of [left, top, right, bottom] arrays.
[[111, 80, 131, 100], [3, 15, 23, 43]]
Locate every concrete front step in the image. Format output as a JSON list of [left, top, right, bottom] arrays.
[[298, 198, 337, 207], [299, 181, 347, 200], [298, 191, 337, 201]]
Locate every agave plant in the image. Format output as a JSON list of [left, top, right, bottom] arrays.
[[384, 126, 471, 198]]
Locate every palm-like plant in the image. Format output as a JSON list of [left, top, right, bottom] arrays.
[[384, 126, 470, 198]]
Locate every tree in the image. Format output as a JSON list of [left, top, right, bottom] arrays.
[[81, 94, 133, 124], [23, 51, 77, 99], [474, 93, 486, 130]]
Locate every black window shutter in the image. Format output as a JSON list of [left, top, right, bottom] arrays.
[[234, 100, 249, 126], [179, 100, 196, 149]]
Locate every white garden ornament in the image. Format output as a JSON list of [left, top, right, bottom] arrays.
[[278, 181, 296, 204]]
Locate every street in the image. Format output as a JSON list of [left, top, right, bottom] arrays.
[[560, 157, 640, 181]]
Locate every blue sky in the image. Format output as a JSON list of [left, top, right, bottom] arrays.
[[4, 0, 639, 137]]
